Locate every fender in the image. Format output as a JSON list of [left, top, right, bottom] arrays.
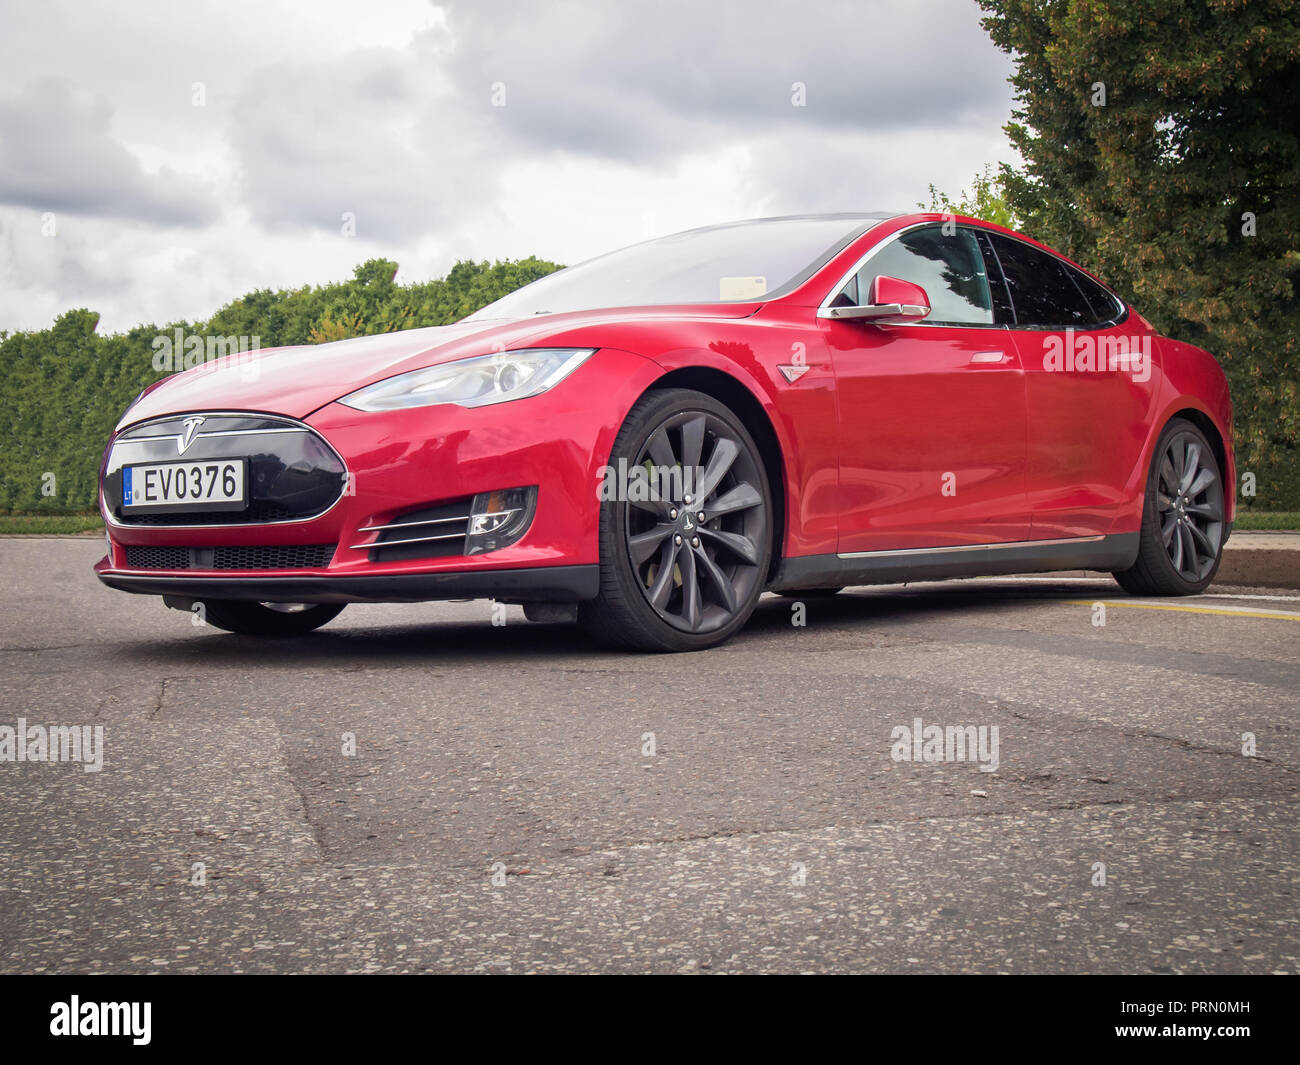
[[1115, 336, 1236, 534]]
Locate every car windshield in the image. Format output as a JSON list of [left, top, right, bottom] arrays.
[[465, 215, 885, 320]]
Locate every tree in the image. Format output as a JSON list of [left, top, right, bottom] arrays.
[[978, 0, 1300, 509], [920, 163, 1020, 229]]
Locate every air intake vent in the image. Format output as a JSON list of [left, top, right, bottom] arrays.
[[125, 544, 336, 570], [125, 545, 192, 569], [359, 498, 473, 563], [212, 544, 336, 569]]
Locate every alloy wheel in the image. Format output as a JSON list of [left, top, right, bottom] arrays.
[[623, 410, 767, 634], [1155, 429, 1224, 582]]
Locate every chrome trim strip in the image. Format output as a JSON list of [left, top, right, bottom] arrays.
[[117, 409, 312, 434], [116, 427, 307, 445], [348, 531, 464, 550], [837, 535, 1105, 560], [103, 411, 349, 531], [357, 515, 468, 533], [819, 302, 930, 322]]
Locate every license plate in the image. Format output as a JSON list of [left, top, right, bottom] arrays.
[[122, 459, 247, 513]]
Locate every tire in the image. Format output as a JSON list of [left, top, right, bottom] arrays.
[[578, 388, 772, 652], [776, 587, 843, 598], [199, 601, 345, 636], [1113, 417, 1226, 596]]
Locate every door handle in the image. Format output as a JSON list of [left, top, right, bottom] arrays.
[[970, 351, 1008, 364]]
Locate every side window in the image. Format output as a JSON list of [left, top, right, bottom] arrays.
[[1067, 266, 1124, 324], [834, 227, 994, 325], [986, 233, 1119, 327], [975, 231, 1016, 324]]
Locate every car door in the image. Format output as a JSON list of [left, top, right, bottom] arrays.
[[980, 231, 1160, 539], [823, 224, 1031, 553]]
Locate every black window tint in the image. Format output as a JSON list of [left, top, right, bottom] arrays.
[[1067, 266, 1122, 323], [975, 230, 1016, 324], [987, 233, 1098, 327], [848, 227, 993, 325]]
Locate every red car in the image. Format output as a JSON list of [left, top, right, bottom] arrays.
[[97, 212, 1234, 651]]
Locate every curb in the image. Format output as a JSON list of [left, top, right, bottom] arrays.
[[1216, 532, 1300, 590]]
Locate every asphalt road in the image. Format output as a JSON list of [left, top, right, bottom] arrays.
[[1, 539, 1296, 974]]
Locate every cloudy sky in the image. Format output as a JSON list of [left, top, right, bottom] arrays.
[[0, 0, 1016, 334]]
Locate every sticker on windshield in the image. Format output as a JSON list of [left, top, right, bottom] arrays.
[[719, 276, 767, 300]]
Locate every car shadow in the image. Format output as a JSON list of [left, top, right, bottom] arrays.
[[108, 578, 1117, 667]]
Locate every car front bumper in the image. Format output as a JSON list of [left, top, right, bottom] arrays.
[[94, 563, 600, 604], [95, 347, 662, 603]]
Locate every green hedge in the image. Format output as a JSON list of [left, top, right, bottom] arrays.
[[0, 257, 560, 514]]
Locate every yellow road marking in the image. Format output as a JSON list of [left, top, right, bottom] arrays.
[[1066, 600, 1300, 621]]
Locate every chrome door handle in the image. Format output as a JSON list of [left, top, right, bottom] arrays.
[[970, 351, 1007, 364]]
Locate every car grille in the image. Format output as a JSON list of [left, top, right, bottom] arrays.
[[125, 544, 337, 570], [105, 414, 346, 527], [364, 498, 473, 563]]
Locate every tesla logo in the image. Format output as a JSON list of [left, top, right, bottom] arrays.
[[177, 416, 206, 454], [778, 364, 810, 383], [683, 515, 695, 531]]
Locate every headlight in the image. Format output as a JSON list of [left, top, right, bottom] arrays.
[[337, 348, 596, 412]]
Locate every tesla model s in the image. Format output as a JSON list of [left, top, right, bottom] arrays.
[[96, 212, 1234, 651]]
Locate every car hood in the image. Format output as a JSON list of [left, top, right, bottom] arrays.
[[118, 305, 758, 427]]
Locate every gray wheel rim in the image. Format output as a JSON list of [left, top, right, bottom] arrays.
[[624, 411, 766, 634], [1156, 430, 1224, 582]]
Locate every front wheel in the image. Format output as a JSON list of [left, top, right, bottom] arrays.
[[579, 388, 772, 652], [199, 601, 345, 636], [1113, 418, 1226, 596]]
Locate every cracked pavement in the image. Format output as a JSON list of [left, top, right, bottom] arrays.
[[1, 539, 1297, 973]]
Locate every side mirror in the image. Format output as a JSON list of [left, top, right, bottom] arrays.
[[819, 275, 931, 323]]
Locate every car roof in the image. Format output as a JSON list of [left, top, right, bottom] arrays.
[[664, 212, 899, 236]]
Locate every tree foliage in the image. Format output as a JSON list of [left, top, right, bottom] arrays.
[[920, 163, 1021, 229], [0, 257, 561, 513], [979, 0, 1300, 508]]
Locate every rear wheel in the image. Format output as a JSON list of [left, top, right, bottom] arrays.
[[579, 388, 772, 652], [1113, 418, 1225, 596], [199, 601, 345, 636]]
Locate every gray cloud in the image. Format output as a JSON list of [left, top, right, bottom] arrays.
[[439, 0, 1012, 162], [225, 0, 1013, 241], [228, 39, 519, 242], [0, 78, 220, 226], [0, 0, 1017, 332]]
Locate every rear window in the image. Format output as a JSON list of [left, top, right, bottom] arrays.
[[986, 233, 1121, 328]]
